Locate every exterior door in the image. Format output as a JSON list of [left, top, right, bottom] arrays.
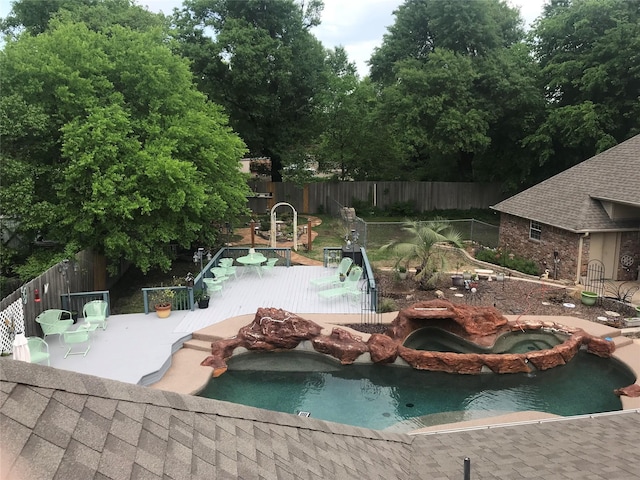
[[590, 232, 620, 280]]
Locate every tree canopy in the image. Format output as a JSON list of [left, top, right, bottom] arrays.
[[173, 0, 328, 180], [1, 18, 250, 275], [524, 0, 640, 179]]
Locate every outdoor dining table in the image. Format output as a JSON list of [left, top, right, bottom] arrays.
[[236, 253, 267, 277]]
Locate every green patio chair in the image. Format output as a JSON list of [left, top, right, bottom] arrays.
[[310, 257, 353, 288], [261, 257, 279, 274], [210, 267, 230, 284], [27, 337, 50, 366], [35, 309, 74, 345], [62, 328, 92, 358], [203, 278, 223, 297], [318, 266, 363, 299], [219, 258, 238, 279], [82, 300, 108, 330]]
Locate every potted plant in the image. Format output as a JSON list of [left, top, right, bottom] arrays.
[[398, 265, 408, 280], [451, 262, 464, 287], [194, 289, 210, 309], [150, 288, 175, 318], [462, 270, 473, 281], [581, 290, 598, 306]]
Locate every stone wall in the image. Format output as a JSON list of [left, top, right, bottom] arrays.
[[498, 213, 581, 281]]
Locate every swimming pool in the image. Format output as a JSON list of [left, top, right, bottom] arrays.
[[197, 350, 635, 432]]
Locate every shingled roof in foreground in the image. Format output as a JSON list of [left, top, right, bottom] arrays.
[[2, 359, 640, 479]]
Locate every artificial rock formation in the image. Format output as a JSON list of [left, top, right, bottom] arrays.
[[201, 300, 615, 377]]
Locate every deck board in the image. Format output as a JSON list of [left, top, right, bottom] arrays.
[[174, 265, 370, 333]]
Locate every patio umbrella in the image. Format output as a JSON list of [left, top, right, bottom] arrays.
[[12, 332, 31, 363]]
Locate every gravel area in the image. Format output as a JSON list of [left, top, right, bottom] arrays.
[[348, 271, 639, 337]]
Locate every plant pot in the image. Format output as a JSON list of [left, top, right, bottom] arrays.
[[451, 275, 464, 287], [198, 298, 210, 309], [462, 272, 472, 280], [495, 273, 505, 282], [154, 304, 172, 318], [398, 271, 408, 280], [581, 291, 598, 306], [62, 311, 79, 324]]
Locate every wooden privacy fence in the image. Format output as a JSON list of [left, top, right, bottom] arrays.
[[0, 250, 116, 347], [247, 181, 505, 215]]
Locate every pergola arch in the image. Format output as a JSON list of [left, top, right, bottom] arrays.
[[270, 202, 298, 251]]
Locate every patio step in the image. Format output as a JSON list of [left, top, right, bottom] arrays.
[[611, 335, 633, 349], [192, 331, 221, 343], [183, 338, 213, 352]]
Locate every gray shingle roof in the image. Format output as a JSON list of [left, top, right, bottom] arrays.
[[2, 359, 640, 479], [492, 134, 640, 232]]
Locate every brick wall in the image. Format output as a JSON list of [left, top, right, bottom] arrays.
[[498, 214, 581, 280], [618, 231, 640, 281]]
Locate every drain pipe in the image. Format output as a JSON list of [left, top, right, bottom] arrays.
[[576, 232, 589, 284], [464, 457, 471, 480]]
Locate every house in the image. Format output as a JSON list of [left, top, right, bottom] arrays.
[[492, 134, 640, 283]]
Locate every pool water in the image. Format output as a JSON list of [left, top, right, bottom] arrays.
[[403, 327, 566, 354], [197, 351, 635, 431]]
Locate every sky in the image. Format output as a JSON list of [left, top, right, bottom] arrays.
[[1, 0, 547, 76]]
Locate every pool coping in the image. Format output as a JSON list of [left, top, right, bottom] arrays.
[[150, 312, 640, 431]]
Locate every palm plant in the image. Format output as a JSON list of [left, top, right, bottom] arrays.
[[381, 218, 463, 289]]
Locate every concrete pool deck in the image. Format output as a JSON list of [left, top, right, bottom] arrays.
[[150, 312, 640, 428]]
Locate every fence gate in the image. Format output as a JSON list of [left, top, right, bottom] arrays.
[[585, 259, 605, 304]]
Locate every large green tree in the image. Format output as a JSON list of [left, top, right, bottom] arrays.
[[367, 0, 543, 188], [525, 0, 640, 178], [173, 0, 328, 180], [1, 20, 250, 275]]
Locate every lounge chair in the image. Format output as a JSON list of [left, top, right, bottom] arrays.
[[35, 309, 74, 344], [82, 300, 108, 330], [318, 266, 363, 299], [310, 257, 353, 288], [27, 337, 50, 366]]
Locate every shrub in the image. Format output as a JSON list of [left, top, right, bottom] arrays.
[[385, 200, 417, 217], [379, 298, 398, 313], [475, 247, 539, 276]]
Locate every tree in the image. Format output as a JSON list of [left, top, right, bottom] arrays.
[[381, 219, 463, 289], [370, 0, 523, 84], [1, 21, 250, 275], [0, 0, 167, 37], [525, 0, 640, 178], [173, 0, 328, 180], [367, 0, 543, 189]]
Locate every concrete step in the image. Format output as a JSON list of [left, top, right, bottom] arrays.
[[192, 331, 221, 343], [183, 338, 212, 352], [611, 335, 634, 349]]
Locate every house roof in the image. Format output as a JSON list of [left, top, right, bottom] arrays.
[[492, 134, 640, 232], [2, 359, 640, 479]]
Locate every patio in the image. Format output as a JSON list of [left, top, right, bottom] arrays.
[[43, 265, 374, 384]]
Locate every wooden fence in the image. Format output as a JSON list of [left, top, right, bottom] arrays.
[[247, 181, 505, 216], [0, 250, 123, 351]]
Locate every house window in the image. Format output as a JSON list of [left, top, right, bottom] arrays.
[[530, 220, 541, 241]]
